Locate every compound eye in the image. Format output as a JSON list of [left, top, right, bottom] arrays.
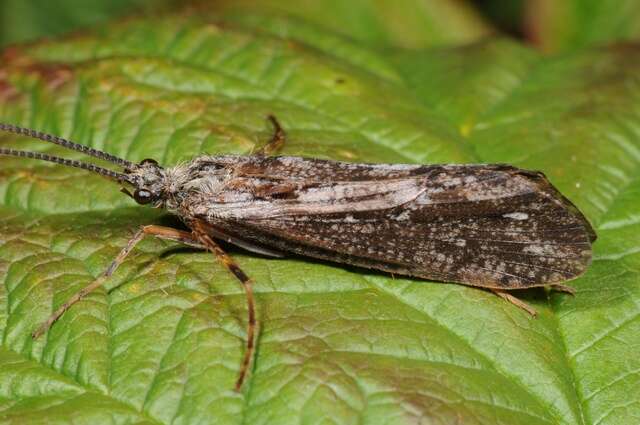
[[133, 189, 155, 204], [140, 158, 158, 166]]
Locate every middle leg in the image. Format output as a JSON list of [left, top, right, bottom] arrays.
[[191, 219, 257, 391]]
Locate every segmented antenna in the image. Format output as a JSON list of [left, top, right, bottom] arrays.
[[0, 148, 131, 182], [0, 123, 134, 168]]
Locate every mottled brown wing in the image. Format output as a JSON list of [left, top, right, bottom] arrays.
[[204, 164, 595, 289], [204, 155, 436, 182]]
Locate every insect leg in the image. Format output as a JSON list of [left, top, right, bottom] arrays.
[[491, 290, 538, 316], [197, 220, 285, 258], [32, 225, 202, 339], [255, 114, 286, 156], [191, 220, 256, 391], [549, 283, 576, 295]]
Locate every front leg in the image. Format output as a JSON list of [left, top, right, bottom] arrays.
[[32, 225, 203, 339]]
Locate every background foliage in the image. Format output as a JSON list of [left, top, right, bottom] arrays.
[[0, 1, 638, 424]]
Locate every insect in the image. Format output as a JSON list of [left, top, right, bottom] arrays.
[[0, 116, 596, 390]]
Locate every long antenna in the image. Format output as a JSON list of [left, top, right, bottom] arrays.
[[0, 123, 135, 168], [0, 148, 131, 182]]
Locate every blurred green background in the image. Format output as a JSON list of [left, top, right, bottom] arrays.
[[0, 0, 176, 47], [3, 0, 640, 52], [1, 0, 522, 48]]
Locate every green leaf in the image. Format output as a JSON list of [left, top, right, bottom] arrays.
[[527, 0, 640, 52], [0, 8, 638, 425]]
